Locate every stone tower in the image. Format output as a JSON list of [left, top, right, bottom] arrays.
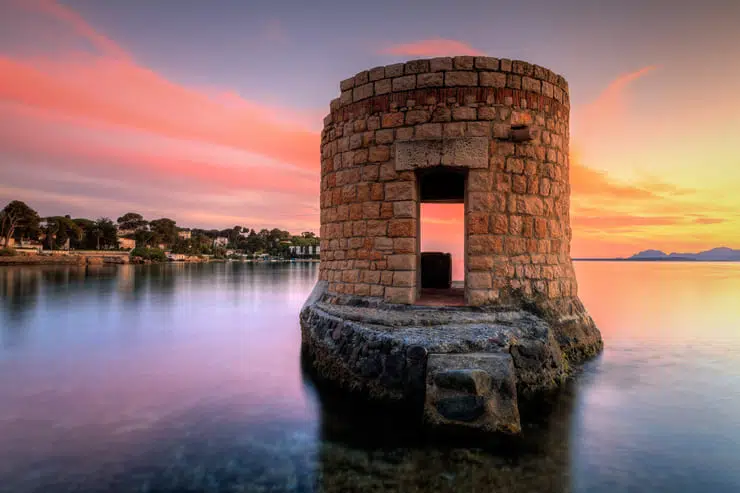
[[304, 57, 602, 435]]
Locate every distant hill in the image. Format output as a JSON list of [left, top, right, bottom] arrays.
[[629, 247, 740, 261]]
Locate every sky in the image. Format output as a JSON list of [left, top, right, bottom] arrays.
[[0, 0, 739, 258]]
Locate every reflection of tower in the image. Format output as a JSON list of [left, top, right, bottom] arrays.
[[310, 375, 579, 493]]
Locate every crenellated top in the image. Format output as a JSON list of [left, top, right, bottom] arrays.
[[329, 57, 569, 114]]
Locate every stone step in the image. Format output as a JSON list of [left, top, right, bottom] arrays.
[[424, 352, 521, 435]]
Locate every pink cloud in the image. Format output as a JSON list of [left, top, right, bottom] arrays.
[[380, 38, 484, 57], [0, 1, 323, 231]]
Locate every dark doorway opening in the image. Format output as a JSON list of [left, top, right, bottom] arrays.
[[416, 167, 467, 306]]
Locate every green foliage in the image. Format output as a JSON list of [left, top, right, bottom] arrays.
[[130, 246, 167, 262], [116, 212, 148, 233], [1, 200, 41, 247], [0, 201, 320, 257], [42, 216, 83, 250], [149, 218, 178, 246], [0, 247, 17, 256]]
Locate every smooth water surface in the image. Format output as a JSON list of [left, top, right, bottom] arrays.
[[1, 262, 739, 492]]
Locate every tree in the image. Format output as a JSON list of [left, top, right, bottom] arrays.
[[94, 218, 118, 249], [42, 216, 82, 250], [149, 218, 178, 247], [134, 229, 155, 248], [71, 218, 96, 249], [1, 201, 40, 247], [116, 213, 148, 234]]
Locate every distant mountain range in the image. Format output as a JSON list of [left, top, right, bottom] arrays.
[[574, 247, 740, 262], [628, 247, 740, 261]]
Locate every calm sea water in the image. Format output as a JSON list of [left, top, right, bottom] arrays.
[[1, 262, 739, 492]]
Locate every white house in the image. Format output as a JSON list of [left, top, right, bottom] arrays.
[[289, 244, 320, 256], [213, 236, 229, 248]]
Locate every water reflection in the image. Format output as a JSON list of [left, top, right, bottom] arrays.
[[0, 262, 739, 492]]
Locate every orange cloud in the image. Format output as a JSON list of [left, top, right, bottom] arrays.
[[380, 38, 484, 57], [694, 217, 725, 225]]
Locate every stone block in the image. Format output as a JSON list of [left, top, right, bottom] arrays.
[[369, 66, 385, 81], [385, 181, 415, 201], [474, 57, 499, 70], [405, 59, 430, 74], [452, 56, 474, 69], [491, 214, 508, 234], [370, 284, 385, 297], [440, 137, 489, 168], [445, 71, 478, 86], [387, 254, 416, 270], [374, 237, 393, 251], [367, 220, 387, 237], [417, 72, 444, 88], [477, 106, 496, 120], [393, 237, 415, 253], [393, 271, 415, 287], [452, 106, 476, 121], [468, 255, 494, 271], [431, 107, 452, 122], [405, 109, 430, 125], [381, 112, 404, 128], [506, 74, 521, 90], [353, 83, 374, 102], [467, 122, 491, 137], [388, 219, 415, 237], [424, 353, 520, 434], [375, 78, 392, 95], [479, 72, 506, 88], [368, 145, 390, 162], [385, 63, 404, 77], [414, 123, 443, 139], [468, 272, 492, 289], [382, 286, 414, 304], [340, 77, 355, 91], [354, 70, 369, 86], [393, 75, 416, 91], [429, 57, 453, 71], [522, 76, 541, 94], [393, 201, 416, 218], [468, 213, 488, 234]]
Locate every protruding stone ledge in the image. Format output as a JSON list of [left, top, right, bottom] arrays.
[[425, 353, 520, 435]]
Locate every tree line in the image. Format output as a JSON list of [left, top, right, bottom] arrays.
[[0, 200, 319, 257]]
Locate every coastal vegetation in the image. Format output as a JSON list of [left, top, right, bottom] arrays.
[[0, 200, 320, 261], [130, 247, 167, 262]]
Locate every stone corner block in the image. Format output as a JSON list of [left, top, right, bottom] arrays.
[[423, 352, 520, 435]]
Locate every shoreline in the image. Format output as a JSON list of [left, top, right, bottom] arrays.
[[0, 255, 320, 266]]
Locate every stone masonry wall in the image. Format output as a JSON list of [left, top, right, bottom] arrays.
[[319, 56, 579, 312]]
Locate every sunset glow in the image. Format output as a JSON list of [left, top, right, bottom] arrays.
[[1, 0, 738, 257]]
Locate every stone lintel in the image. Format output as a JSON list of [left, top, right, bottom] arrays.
[[395, 137, 489, 171]]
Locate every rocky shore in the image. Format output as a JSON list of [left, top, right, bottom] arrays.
[[300, 281, 602, 437], [0, 254, 129, 266]]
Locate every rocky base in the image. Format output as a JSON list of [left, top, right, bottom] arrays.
[[300, 281, 602, 436]]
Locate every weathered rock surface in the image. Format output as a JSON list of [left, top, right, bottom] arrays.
[[300, 281, 589, 435], [424, 353, 520, 434]]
